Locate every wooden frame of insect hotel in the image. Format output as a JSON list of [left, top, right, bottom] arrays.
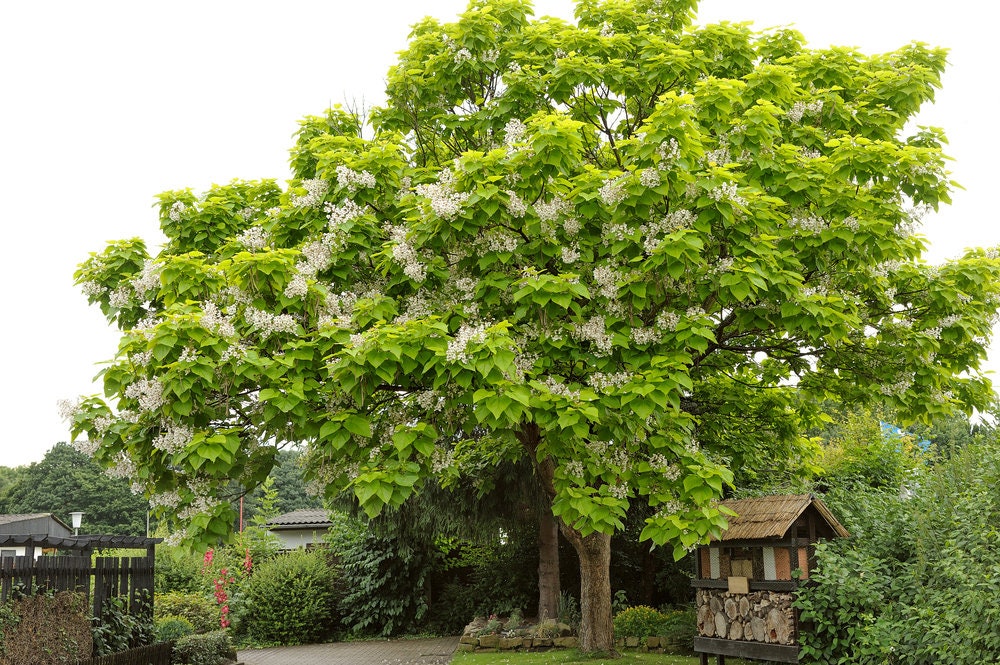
[[692, 494, 849, 664]]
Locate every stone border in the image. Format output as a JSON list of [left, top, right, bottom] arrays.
[[456, 635, 579, 652], [456, 635, 676, 653]]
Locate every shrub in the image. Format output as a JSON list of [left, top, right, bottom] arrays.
[[658, 607, 697, 654], [92, 594, 154, 656], [339, 533, 432, 637], [613, 605, 665, 639], [172, 630, 235, 665], [155, 546, 204, 595], [155, 615, 195, 643], [234, 548, 339, 645], [154, 592, 218, 634]]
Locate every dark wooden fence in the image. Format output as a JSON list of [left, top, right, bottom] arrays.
[[76, 641, 174, 665], [0, 553, 154, 622]]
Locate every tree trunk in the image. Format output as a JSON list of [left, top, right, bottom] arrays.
[[560, 525, 615, 654], [537, 509, 560, 622], [517, 422, 614, 654]]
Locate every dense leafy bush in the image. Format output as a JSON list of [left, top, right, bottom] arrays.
[[172, 630, 235, 665], [92, 595, 154, 656], [658, 607, 697, 653], [797, 442, 1000, 664], [613, 605, 664, 639], [154, 592, 218, 634], [234, 548, 339, 645], [339, 533, 433, 637], [155, 615, 195, 643], [155, 546, 204, 595], [423, 532, 537, 635]]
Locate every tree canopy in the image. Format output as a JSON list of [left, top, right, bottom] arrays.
[[66, 0, 1000, 651], [0, 443, 148, 536]]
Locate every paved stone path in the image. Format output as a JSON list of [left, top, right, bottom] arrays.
[[237, 636, 460, 665]]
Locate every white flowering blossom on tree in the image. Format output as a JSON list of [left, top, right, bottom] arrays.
[[68, 0, 1000, 652]]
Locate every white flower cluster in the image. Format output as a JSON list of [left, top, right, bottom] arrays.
[[788, 212, 826, 234], [786, 99, 823, 123], [658, 138, 681, 164], [388, 224, 427, 282], [446, 322, 489, 363], [324, 198, 366, 228], [415, 390, 445, 412], [573, 316, 613, 356], [109, 286, 133, 308], [80, 281, 106, 298], [880, 372, 915, 397], [201, 302, 236, 338], [319, 290, 358, 329], [588, 372, 631, 392], [478, 228, 521, 253], [592, 264, 619, 299], [178, 347, 198, 363], [655, 311, 679, 331], [415, 169, 469, 220], [57, 399, 83, 428], [73, 439, 100, 456], [335, 165, 376, 194], [245, 306, 298, 337], [131, 260, 161, 296], [631, 327, 660, 344], [599, 174, 629, 207], [639, 168, 661, 188], [602, 222, 633, 245], [149, 490, 181, 510], [608, 482, 630, 500], [599, 21, 615, 37], [168, 201, 186, 222], [563, 460, 585, 478], [641, 209, 695, 254], [503, 118, 527, 148], [284, 274, 309, 299], [504, 190, 527, 217], [291, 178, 328, 208], [237, 226, 271, 250], [454, 47, 473, 63], [430, 446, 455, 475], [125, 377, 165, 412], [704, 145, 731, 165], [535, 196, 574, 223], [842, 216, 860, 231], [544, 377, 580, 401], [561, 246, 581, 264], [105, 451, 137, 479], [709, 182, 746, 206], [153, 421, 193, 454]]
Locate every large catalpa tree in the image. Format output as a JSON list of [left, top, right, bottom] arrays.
[[67, 0, 1000, 651]]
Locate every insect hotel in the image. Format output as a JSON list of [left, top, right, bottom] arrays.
[[692, 494, 849, 664]]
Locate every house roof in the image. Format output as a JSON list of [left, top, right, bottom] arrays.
[[713, 494, 849, 542], [0, 513, 73, 533], [0, 534, 162, 550], [267, 509, 332, 530]]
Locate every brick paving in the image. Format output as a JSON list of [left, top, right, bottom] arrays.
[[237, 636, 460, 665]]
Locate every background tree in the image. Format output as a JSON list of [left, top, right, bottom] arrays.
[[66, 0, 1000, 652], [0, 442, 148, 535]]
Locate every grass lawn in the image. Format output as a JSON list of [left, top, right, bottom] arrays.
[[451, 650, 755, 664]]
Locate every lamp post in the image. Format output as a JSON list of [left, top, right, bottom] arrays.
[[69, 511, 85, 536]]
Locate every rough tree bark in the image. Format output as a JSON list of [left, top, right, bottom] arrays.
[[537, 509, 561, 622], [519, 422, 616, 654], [559, 525, 614, 654]]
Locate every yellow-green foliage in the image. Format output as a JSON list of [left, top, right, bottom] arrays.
[[613, 605, 665, 639]]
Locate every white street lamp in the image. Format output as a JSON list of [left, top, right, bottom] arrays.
[[69, 511, 85, 536]]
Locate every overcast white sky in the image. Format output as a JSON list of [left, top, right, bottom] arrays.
[[0, 1, 993, 468]]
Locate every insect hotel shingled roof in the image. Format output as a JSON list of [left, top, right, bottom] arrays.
[[713, 494, 849, 542]]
